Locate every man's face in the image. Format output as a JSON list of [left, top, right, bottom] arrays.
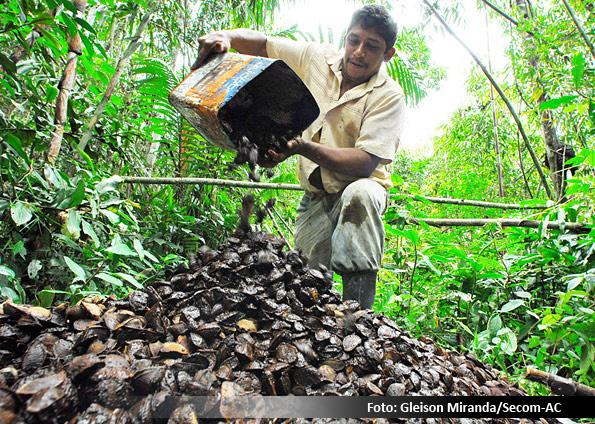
[[342, 24, 395, 86]]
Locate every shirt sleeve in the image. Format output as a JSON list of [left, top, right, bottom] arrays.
[[266, 37, 316, 81], [355, 89, 406, 164]]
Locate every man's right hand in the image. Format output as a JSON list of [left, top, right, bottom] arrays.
[[191, 32, 232, 70]]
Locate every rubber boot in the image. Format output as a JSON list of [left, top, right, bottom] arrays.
[[342, 270, 377, 309]]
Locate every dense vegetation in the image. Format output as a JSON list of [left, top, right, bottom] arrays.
[[1, 0, 593, 395]]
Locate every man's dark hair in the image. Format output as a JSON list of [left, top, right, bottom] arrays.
[[348, 5, 398, 51]]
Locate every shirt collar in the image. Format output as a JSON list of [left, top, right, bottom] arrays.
[[326, 51, 388, 90]]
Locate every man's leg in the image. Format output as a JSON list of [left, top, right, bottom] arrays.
[[329, 179, 387, 308], [294, 193, 334, 271]]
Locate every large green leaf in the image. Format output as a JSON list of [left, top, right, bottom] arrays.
[[4, 134, 30, 165], [539, 95, 577, 110], [66, 210, 82, 239], [571, 53, 585, 88], [106, 237, 137, 256], [82, 220, 100, 248], [497, 328, 518, 355], [95, 272, 123, 287], [0, 265, 16, 279], [10, 202, 33, 226], [500, 299, 524, 313], [64, 256, 86, 282]]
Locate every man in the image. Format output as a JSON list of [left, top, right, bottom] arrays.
[[192, 5, 405, 309]]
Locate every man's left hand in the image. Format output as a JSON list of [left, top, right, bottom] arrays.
[[258, 138, 304, 168]]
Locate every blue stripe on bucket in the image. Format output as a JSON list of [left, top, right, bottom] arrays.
[[221, 58, 272, 104]]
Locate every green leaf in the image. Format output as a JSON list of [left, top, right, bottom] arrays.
[[46, 84, 59, 102], [68, 180, 86, 208], [514, 291, 531, 299], [76, 146, 96, 173], [74, 17, 96, 34], [100, 209, 120, 224], [4, 134, 30, 165], [0, 265, 16, 279], [82, 220, 100, 247], [10, 201, 33, 226], [12, 240, 26, 259], [489, 315, 502, 335], [64, 256, 86, 282], [566, 276, 583, 291], [133, 239, 145, 261], [37, 289, 55, 308], [571, 53, 585, 88], [1, 287, 20, 302], [105, 238, 137, 257], [66, 210, 82, 239], [497, 328, 518, 355], [539, 96, 577, 111], [95, 272, 123, 287], [60, 12, 78, 36], [500, 299, 524, 313], [0, 53, 17, 74], [458, 321, 474, 337], [27, 260, 43, 279], [59, 0, 78, 14], [116, 272, 143, 289]]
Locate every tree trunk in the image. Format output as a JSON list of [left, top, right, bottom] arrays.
[[515, 0, 567, 201], [46, 0, 87, 164], [78, 10, 151, 152], [422, 0, 553, 199]]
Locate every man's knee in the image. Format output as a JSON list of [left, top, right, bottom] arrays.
[[340, 179, 386, 215]]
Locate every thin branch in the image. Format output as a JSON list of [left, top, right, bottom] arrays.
[[561, 0, 595, 60], [402, 217, 589, 233], [480, 0, 518, 26], [526, 367, 595, 396], [422, 0, 553, 200]]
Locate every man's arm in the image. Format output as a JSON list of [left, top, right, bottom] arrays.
[[266, 139, 382, 178], [191, 29, 268, 69]]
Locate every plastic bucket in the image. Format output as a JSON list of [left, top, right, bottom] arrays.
[[169, 53, 319, 151]]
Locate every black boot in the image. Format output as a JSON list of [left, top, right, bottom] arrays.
[[342, 270, 377, 309]]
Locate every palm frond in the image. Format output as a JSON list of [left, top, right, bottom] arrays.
[[386, 53, 425, 106]]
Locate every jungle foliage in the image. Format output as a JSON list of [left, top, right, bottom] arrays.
[[0, 0, 593, 393]]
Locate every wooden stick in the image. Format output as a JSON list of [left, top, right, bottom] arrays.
[[402, 218, 589, 233], [118, 177, 589, 232], [526, 367, 595, 396], [120, 176, 550, 210], [120, 176, 304, 191], [394, 194, 548, 210]]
